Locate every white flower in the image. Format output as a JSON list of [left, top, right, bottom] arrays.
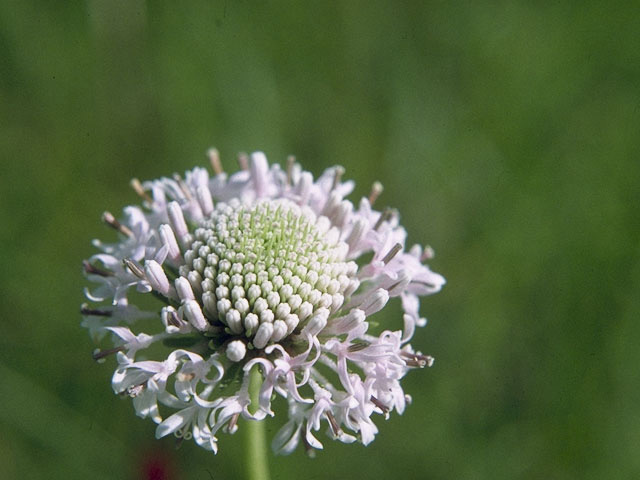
[[83, 149, 444, 454]]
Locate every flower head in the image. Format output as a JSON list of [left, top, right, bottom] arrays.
[[82, 150, 445, 454]]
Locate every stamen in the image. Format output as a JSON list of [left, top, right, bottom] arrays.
[[208, 148, 224, 175], [382, 243, 402, 264], [387, 271, 410, 296], [286, 155, 296, 186], [368, 181, 384, 205], [346, 218, 367, 251], [167, 309, 183, 327], [130, 178, 152, 203], [400, 351, 434, 368], [331, 166, 345, 191], [347, 341, 370, 353], [123, 258, 146, 279], [325, 411, 342, 437], [373, 207, 393, 231], [80, 304, 112, 316], [332, 200, 352, 229], [92, 346, 125, 361], [410, 280, 438, 290], [228, 413, 240, 434], [237, 152, 249, 171], [125, 383, 146, 397], [302, 434, 316, 458], [176, 372, 196, 382], [421, 245, 435, 261], [83, 260, 114, 277], [102, 211, 133, 237], [172, 174, 193, 200], [370, 396, 389, 415]]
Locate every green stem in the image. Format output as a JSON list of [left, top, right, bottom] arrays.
[[246, 367, 270, 480]]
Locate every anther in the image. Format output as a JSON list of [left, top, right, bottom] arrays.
[[373, 207, 393, 231], [237, 152, 249, 171], [167, 309, 183, 327], [421, 245, 435, 261], [208, 148, 224, 175], [347, 341, 370, 353], [80, 304, 112, 316], [400, 351, 434, 368], [172, 174, 193, 200], [92, 346, 125, 361], [302, 435, 316, 458], [368, 181, 384, 205], [382, 243, 402, 264], [325, 411, 342, 437], [410, 279, 438, 290], [122, 258, 145, 279], [176, 372, 195, 382], [331, 166, 345, 191], [388, 271, 410, 296], [286, 155, 296, 186], [82, 260, 114, 277], [125, 383, 146, 398], [370, 396, 389, 416], [228, 413, 240, 434], [102, 211, 133, 237], [130, 178, 152, 203]]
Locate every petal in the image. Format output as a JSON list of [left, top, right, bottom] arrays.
[[272, 420, 302, 455], [155, 406, 196, 438]]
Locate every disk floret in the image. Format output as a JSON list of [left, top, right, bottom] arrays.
[[180, 199, 358, 353], [82, 150, 445, 454]]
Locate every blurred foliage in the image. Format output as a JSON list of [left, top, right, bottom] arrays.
[[1, 1, 639, 479]]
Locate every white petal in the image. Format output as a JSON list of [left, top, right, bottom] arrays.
[[155, 406, 195, 438]]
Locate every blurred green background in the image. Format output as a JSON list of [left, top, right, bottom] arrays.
[[1, 1, 639, 479]]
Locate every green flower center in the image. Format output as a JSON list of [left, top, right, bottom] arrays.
[[180, 198, 356, 347]]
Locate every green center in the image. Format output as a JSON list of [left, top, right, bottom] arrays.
[[180, 198, 357, 345]]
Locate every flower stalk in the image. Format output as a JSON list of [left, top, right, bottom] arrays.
[[246, 366, 270, 480]]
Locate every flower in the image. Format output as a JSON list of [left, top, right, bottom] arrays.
[[82, 149, 445, 454]]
